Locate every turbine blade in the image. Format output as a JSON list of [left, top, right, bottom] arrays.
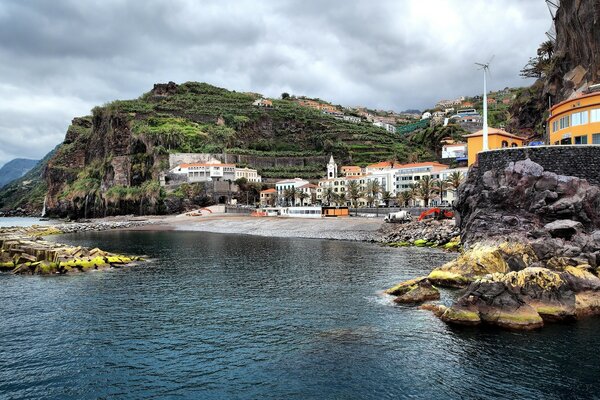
[[488, 54, 495, 65]]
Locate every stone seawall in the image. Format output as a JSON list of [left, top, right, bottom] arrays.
[[475, 145, 600, 185]]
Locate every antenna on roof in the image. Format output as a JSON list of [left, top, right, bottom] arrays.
[[475, 56, 494, 151]]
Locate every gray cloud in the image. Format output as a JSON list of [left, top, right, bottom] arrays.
[[0, 0, 550, 166]]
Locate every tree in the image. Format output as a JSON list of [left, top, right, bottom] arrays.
[[324, 187, 335, 206], [416, 176, 437, 207], [366, 180, 381, 207], [446, 171, 464, 194], [520, 40, 554, 79], [337, 192, 347, 206], [432, 179, 447, 204], [284, 187, 297, 206], [281, 92, 290, 100], [346, 180, 362, 212], [382, 190, 392, 207], [397, 190, 414, 207], [298, 191, 309, 206]]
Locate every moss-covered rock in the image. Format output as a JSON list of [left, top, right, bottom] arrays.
[[428, 242, 538, 288]]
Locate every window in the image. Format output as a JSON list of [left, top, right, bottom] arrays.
[[501, 140, 509, 148], [593, 134, 600, 144], [575, 135, 588, 145], [560, 116, 570, 129], [572, 111, 589, 126], [591, 109, 600, 123], [553, 121, 558, 132], [561, 137, 572, 145], [511, 143, 518, 147]]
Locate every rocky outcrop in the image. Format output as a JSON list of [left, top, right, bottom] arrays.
[[389, 157, 600, 330], [456, 158, 600, 247], [440, 266, 600, 330], [380, 219, 459, 249], [0, 226, 142, 275], [386, 277, 440, 304]]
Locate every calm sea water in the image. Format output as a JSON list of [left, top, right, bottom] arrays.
[[0, 217, 55, 227], [1, 231, 600, 399]]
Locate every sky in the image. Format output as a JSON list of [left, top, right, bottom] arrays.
[[0, 0, 551, 167]]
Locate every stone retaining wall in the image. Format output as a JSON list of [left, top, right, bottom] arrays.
[[475, 145, 600, 185]]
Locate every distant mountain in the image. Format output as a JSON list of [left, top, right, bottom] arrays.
[[0, 148, 58, 214], [0, 158, 39, 188]]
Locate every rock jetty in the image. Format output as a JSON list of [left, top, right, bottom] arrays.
[[380, 219, 460, 250], [387, 159, 600, 330], [0, 225, 142, 275]]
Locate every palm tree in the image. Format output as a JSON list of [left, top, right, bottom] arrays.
[[397, 190, 414, 207], [346, 180, 362, 214], [366, 180, 381, 207], [416, 176, 437, 207], [432, 179, 447, 205], [298, 191, 309, 206], [408, 183, 419, 207], [337, 192, 347, 206], [284, 187, 298, 206], [446, 171, 464, 194], [324, 187, 335, 206], [382, 190, 392, 207]]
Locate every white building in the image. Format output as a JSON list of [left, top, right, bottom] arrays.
[[327, 155, 338, 179], [235, 167, 262, 182], [441, 143, 467, 159], [373, 121, 396, 133], [275, 178, 310, 205], [421, 111, 432, 120], [342, 115, 362, 124], [170, 162, 236, 182], [170, 162, 261, 183]]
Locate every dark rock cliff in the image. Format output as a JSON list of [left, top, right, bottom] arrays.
[[508, 0, 600, 137]]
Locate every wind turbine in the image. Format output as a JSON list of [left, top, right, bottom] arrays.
[[475, 56, 494, 151]]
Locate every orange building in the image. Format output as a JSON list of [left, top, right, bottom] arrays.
[[464, 128, 525, 166], [548, 89, 600, 145], [341, 166, 363, 176]]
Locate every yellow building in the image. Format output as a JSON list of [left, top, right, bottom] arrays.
[[548, 90, 600, 145], [464, 128, 525, 166]]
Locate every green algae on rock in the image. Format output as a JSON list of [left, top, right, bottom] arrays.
[[0, 227, 142, 275]]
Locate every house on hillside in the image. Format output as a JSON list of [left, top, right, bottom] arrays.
[[253, 98, 273, 108]]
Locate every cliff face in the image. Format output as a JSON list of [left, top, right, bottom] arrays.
[[37, 81, 421, 218], [508, 0, 600, 137]]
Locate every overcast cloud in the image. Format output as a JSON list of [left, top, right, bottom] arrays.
[[0, 0, 550, 166]]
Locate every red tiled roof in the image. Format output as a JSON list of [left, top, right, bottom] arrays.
[[260, 188, 277, 193]]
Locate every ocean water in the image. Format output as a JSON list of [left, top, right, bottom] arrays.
[[0, 217, 55, 227], [1, 231, 600, 399]]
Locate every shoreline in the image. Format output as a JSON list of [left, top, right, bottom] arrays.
[[125, 214, 386, 242]]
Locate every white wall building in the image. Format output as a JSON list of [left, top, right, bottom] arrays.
[[373, 121, 396, 133], [441, 143, 467, 159], [170, 162, 236, 182], [275, 178, 310, 205], [235, 167, 262, 182]]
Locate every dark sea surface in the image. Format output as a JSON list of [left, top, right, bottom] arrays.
[[1, 230, 600, 399]]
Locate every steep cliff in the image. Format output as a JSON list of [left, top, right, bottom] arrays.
[[509, 0, 600, 137]]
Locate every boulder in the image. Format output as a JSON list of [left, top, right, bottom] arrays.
[[428, 242, 536, 288], [386, 277, 440, 304], [544, 219, 583, 239]]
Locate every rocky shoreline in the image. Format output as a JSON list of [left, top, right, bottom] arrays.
[[379, 219, 460, 250], [386, 159, 600, 331], [0, 223, 146, 275]]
